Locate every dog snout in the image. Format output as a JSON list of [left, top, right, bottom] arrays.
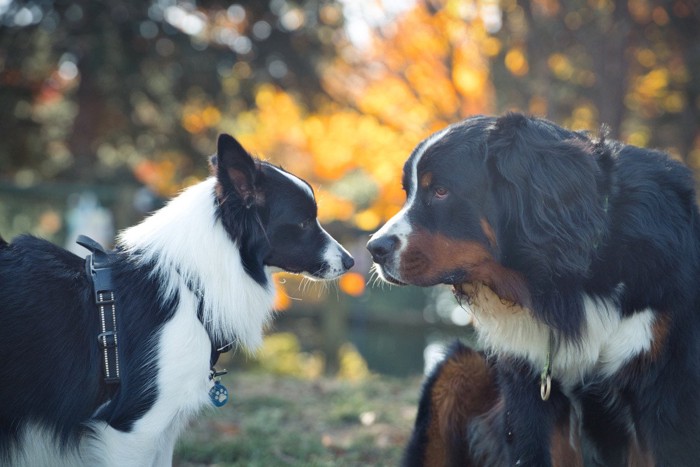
[[341, 251, 355, 271], [367, 235, 398, 265]]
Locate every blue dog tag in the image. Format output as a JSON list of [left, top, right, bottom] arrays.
[[209, 381, 229, 407]]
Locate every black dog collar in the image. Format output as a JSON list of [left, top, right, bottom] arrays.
[[77, 235, 121, 387]]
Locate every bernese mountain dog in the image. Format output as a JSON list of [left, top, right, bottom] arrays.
[[368, 113, 700, 466], [0, 134, 354, 465]]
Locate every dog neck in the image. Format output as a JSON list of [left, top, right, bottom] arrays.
[[455, 281, 659, 391], [454, 281, 544, 361], [117, 177, 275, 351], [454, 282, 529, 315]]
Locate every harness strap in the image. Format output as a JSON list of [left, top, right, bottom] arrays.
[[77, 235, 121, 387]]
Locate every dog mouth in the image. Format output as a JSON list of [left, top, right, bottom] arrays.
[[383, 272, 407, 286], [304, 259, 355, 281], [307, 268, 344, 281], [450, 269, 486, 296], [374, 266, 407, 286], [375, 263, 468, 288]]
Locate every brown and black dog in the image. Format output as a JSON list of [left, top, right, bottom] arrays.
[[368, 113, 699, 465]]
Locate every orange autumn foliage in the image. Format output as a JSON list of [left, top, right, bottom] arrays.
[[273, 274, 292, 311], [339, 272, 367, 297], [228, 2, 495, 232]]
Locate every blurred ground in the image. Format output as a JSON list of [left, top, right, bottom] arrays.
[[174, 371, 423, 467]]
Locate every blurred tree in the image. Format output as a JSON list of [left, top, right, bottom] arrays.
[[234, 0, 700, 237], [493, 0, 700, 161], [0, 0, 344, 189], [232, 0, 497, 232], [2, 0, 699, 225]]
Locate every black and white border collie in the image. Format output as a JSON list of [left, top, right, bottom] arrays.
[[368, 113, 700, 466], [0, 134, 353, 466]]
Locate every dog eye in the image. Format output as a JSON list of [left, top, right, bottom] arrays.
[[299, 219, 313, 229], [433, 186, 449, 199]]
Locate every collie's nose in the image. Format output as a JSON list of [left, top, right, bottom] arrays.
[[366, 235, 398, 265], [341, 252, 355, 270]]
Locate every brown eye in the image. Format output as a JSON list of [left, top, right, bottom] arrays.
[[299, 219, 312, 229], [434, 186, 448, 199]]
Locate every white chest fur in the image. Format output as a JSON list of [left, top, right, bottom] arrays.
[[135, 282, 213, 435], [461, 283, 657, 388], [118, 177, 276, 351]]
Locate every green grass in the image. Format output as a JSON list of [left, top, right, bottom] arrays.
[[174, 372, 423, 466]]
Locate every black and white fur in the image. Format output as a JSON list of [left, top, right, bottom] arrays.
[[0, 134, 353, 466], [368, 113, 700, 465]]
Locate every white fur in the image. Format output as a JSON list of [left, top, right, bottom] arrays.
[[9, 421, 177, 467], [118, 177, 275, 351], [10, 425, 81, 467], [74, 284, 213, 467], [371, 127, 450, 282], [11, 169, 353, 466], [468, 286, 657, 389], [318, 221, 353, 279], [13, 178, 275, 467]]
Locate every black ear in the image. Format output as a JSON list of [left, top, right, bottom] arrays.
[[215, 134, 261, 208], [486, 113, 607, 280]]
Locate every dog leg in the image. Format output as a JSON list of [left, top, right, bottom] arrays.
[[150, 419, 184, 467], [403, 343, 499, 466], [498, 360, 564, 467]]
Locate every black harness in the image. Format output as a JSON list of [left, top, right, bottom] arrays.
[[78, 235, 230, 404], [77, 235, 121, 388]]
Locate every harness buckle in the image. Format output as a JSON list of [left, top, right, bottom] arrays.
[[96, 291, 115, 305], [97, 331, 118, 349]]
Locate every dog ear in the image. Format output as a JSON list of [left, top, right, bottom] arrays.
[[486, 113, 607, 280], [208, 153, 218, 171], [215, 134, 262, 208]]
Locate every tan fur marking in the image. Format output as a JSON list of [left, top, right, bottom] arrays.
[[469, 263, 531, 308], [423, 347, 498, 466], [650, 312, 670, 360], [550, 413, 583, 467], [400, 230, 490, 285], [480, 218, 498, 248], [627, 435, 655, 467], [423, 415, 448, 466], [622, 312, 671, 384], [458, 282, 529, 316], [420, 172, 433, 189], [401, 229, 530, 306]]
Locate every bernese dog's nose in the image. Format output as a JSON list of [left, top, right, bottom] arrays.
[[367, 235, 398, 265]]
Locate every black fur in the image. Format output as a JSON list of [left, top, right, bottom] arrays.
[[370, 113, 700, 465], [0, 133, 353, 463], [493, 115, 700, 465], [214, 134, 339, 285], [0, 236, 170, 454]]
